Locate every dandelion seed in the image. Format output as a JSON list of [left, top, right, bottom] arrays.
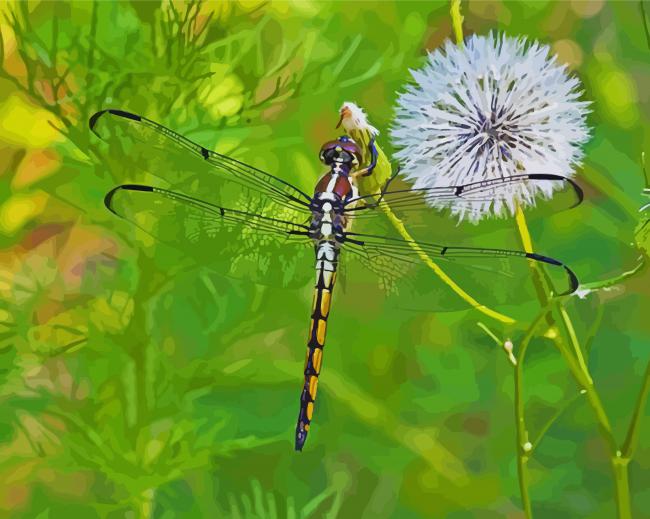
[[390, 33, 590, 222]]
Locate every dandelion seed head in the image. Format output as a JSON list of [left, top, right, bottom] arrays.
[[390, 33, 590, 222]]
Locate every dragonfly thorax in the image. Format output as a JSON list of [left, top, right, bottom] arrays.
[[314, 167, 357, 201]]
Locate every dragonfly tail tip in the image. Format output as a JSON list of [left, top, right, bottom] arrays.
[[295, 427, 308, 452]]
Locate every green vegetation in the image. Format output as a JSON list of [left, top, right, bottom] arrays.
[[0, 1, 648, 517]]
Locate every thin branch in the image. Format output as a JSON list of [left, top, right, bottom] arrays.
[[530, 390, 585, 454], [558, 305, 592, 384], [621, 360, 650, 458], [578, 260, 646, 293], [512, 308, 551, 519], [583, 303, 605, 357], [641, 1, 650, 50], [552, 303, 618, 454], [15, 417, 45, 457], [477, 321, 502, 347]]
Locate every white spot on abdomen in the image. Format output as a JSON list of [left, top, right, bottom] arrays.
[[321, 223, 333, 236]]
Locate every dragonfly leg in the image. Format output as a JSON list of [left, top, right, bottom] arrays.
[[350, 137, 379, 179]]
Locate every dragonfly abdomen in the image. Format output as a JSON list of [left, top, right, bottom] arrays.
[[295, 242, 339, 451]]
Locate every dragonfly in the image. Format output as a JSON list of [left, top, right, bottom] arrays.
[[89, 108, 583, 451]]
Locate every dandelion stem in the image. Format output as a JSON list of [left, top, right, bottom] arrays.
[[515, 205, 551, 307], [379, 204, 515, 324], [514, 206, 533, 253], [450, 0, 464, 45]]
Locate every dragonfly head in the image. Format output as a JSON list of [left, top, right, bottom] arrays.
[[319, 136, 362, 170]]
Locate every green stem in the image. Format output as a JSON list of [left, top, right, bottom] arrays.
[[450, 0, 464, 45], [612, 457, 632, 519], [553, 303, 618, 453], [552, 303, 633, 519], [515, 205, 553, 308], [476, 321, 502, 347], [641, 1, 650, 50], [558, 305, 592, 384], [514, 206, 627, 514], [621, 360, 650, 457], [513, 310, 550, 519], [515, 366, 533, 519], [611, 359, 649, 519], [530, 390, 584, 454], [579, 260, 646, 292]]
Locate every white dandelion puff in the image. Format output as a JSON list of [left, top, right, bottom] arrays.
[[390, 33, 590, 222]]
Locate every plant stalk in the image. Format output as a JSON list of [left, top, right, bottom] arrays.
[[516, 203, 632, 517], [512, 309, 551, 518], [379, 204, 515, 324], [621, 360, 650, 457], [514, 377, 533, 519], [450, 0, 464, 45], [612, 457, 632, 519]]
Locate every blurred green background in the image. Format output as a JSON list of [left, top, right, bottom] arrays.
[[0, 1, 649, 517]]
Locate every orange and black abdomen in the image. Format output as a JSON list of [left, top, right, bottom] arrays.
[[295, 266, 336, 451]]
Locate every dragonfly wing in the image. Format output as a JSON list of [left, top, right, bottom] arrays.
[[106, 184, 314, 288], [90, 109, 313, 213], [341, 230, 578, 313], [344, 173, 583, 221]]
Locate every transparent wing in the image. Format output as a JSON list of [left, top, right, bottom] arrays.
[[105, 184, 315, 288], [344, 173, 583, 220], [89, 109, 313, 213], [340, 230, 578, 313]]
